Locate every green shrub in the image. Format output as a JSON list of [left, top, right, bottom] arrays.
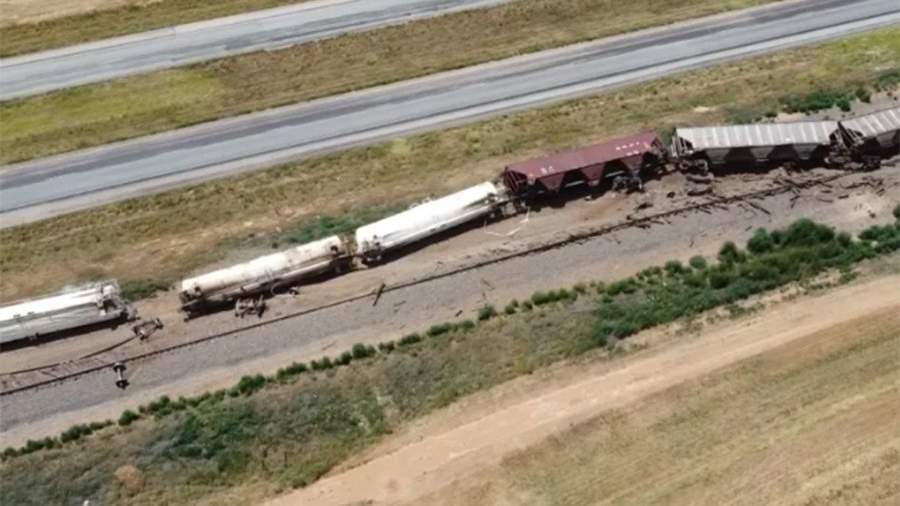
[[146, 395, 172, 414], [60, 424, 92, 443], [717, 241, 744, 264], [782, 219, 835, 248], [521, 300, 533, 311], [782, 90, 853, 114], [875, 68, 900, 91], [683, 272, 707, 288], [573, 283, 587, 294], [335, 352, 353, 366], [478, 304, 498, 321], [118, 409, 140, 427], [504, 302, 517, 315], [531, 291, 552, 306], [664, 260, 687, 276], [378, 341, 396, 353], [351, 343, 376, 359], [398, 333, 422, 347], [709, 268, 736, 289], [234, 375, 267, 396], [120, 278, 169, 302], [279, 362, 309, 379], [747, 228, 774, 255], [893, 204, 900, 220], [689, 255, 708, 270], [459, 320, 476, 331], [606, 278, 639, 296], [426, 323, 454, 337]]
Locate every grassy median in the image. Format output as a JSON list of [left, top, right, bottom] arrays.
[[0, 0, 782, 164], [0, 0, 311, 57], [0, 28, 898, 301]]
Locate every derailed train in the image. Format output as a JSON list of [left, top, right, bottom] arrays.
[[177, 106, 899, 317], [2, 107, 898, 342]]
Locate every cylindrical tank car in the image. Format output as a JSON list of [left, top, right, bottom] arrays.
[[179, 235, 349, 312], [355, 182, 504, 264], [0, 281, 132, 346]]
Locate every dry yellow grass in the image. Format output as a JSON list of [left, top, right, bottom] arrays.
[[1, 28, 898, 301], [422, 303, 900, 506], [0, 0, 780, 163], [0, 0, 308, 53]]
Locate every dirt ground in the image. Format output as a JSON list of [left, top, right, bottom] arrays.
[[269, 271, 900, 506], [0, 0, 156, 25], [1, 163, 896, 448]]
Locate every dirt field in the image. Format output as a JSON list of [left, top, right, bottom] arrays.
[[272, 272, 900, 506]]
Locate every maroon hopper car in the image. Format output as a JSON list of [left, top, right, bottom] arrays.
[[503, 132, 667, 197]]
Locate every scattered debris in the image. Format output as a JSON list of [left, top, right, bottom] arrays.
[[372, 282, 386, 307], [131, 318, 164, 341], [745, 200, 771, 215], [235, 295, 265, 318], [113, 362, 129, 390]]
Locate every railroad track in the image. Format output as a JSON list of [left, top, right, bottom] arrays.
[[0, 171, 861, 397]]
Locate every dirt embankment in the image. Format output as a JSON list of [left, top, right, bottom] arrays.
[[271, 273, 900, 505]]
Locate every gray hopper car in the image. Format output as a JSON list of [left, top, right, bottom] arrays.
[[838, 106, 900, 159], [671, 121, 839, 171]]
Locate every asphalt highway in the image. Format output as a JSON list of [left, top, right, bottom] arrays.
[[1, 0, 898, 228], [0, 0, 510, 101]]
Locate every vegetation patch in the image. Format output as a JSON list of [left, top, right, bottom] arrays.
[[120, 278, 170, 302], [592, 216, 900, 345], [2, 216, 897, 505]]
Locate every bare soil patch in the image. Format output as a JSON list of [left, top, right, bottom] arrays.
[[273, 274, 900, 505]]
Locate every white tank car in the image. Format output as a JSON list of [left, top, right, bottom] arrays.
[[179, 235, 348, 307], [355, 182, 503, 263], [0, 281, 131, 345]]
